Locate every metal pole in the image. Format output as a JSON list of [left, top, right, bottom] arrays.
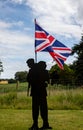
[[34, 19, 37, 63]]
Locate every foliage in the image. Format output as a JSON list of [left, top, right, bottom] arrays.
[[49, 64, 74, 85], [0, 60, 3, 77], [72, 35, 83, 85], [15, 71, 27, 82], [48, 88, 83, 110], [8, 78, 16, 83]]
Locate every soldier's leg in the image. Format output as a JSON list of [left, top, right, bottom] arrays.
[[32, 96, 39, 127], [40, 96, 49, 126]]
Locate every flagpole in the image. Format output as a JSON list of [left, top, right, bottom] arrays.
[[35, 50, 37, 63], [34, 19, 37, 63]]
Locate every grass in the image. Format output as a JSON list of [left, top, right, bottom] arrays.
[[0, 83, 83, 109], [47, 88, 83, 110], [0, 82, 27, 93], [0, 83, 83, 129], [0, 92, 32, 109], [0, 109, 83, 130]]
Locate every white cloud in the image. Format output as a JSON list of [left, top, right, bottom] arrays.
[[26, 0, 82, 38], [8, 0, 83, 38], [0, 0, 83, 79], [0, 30, 32, 45], [0, 20, 11, 29], [0, 21, 34, 79], [11, 0, 24, 4], [0, 20, 25, 29], [11, 0, 83, 25], [1, 59, 28, 79]]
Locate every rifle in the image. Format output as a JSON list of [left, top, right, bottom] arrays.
[[27, 83, 30, 96]]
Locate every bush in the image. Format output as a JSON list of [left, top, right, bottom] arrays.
[[8, 79, 16, 83], [0, 92, 17, 108]]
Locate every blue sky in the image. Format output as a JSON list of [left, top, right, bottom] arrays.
[[0, 0, 83, 79]]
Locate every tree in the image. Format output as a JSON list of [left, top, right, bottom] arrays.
[[49, 64, 74, 86], [72, 35, 83, 85], [15, 71, 27, 82], [0, 60, 3, 79]]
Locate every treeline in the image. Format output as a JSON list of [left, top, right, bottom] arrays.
[[2, 35, 83, 87], [3, 63, 82, 87], [5, 62, 82, 87], [6, 64, 74, 86], [49, 64, 75, 86], [8, 71, 27, 83], [6, 63, 81, 87]]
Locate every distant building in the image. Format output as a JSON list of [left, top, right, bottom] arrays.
[[0, 80, 8, 84]]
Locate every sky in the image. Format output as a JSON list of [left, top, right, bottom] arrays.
[[0, 0, 83, 79]]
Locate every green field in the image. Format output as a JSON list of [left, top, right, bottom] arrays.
[[0, 109, 83, 130], [0, 83, 83, 129], [0, 83, 83, 110]]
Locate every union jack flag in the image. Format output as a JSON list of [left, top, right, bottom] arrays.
[[35, 21, 72, 69]]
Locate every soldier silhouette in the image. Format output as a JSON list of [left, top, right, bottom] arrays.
[[26, 59, 52, 130]]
